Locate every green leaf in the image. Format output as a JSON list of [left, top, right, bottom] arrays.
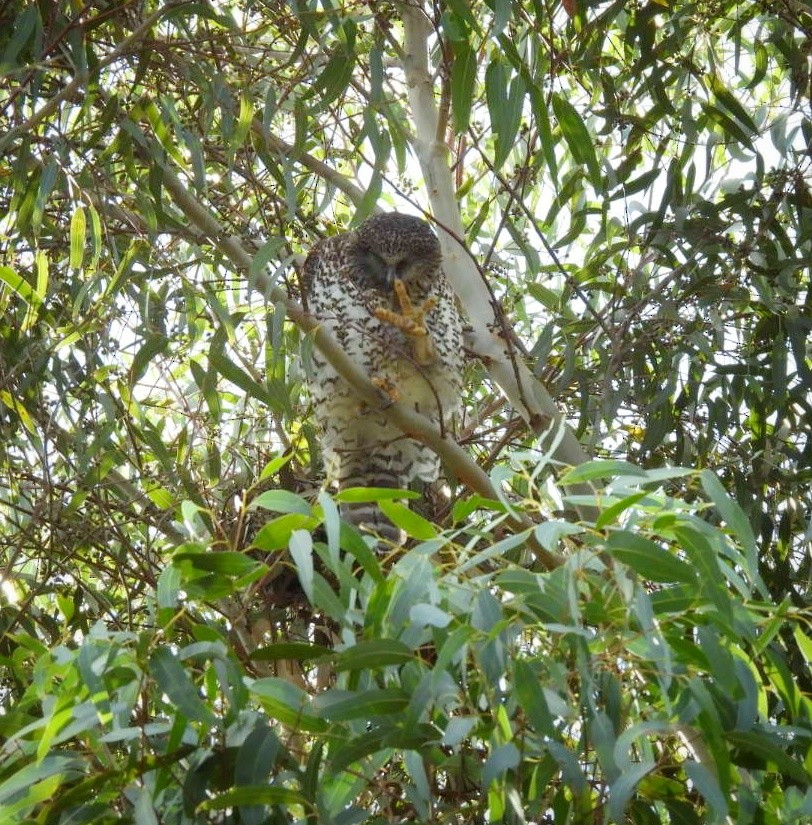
[[483, 743, 520, 787], [252, 513, 319, 551], [672, 525, 731, 617], [157, 564, 181, 612], [251, 642, 333, 662], [513, 659, 554, 736], [315, 48, 355, 106], [683, 761, 728, 822], [87, 203, 102, 270], [336, 487, 419, 502], [250, 677, 327, 733], [595, 491, 648, 528], [314, 688, 409, 721], [333, 639, 414, 672], [378, 500, 438, 540], [748, 40, 768, 90], [608, 761, 657, 823], [327, 728, 390, 774], [559, 460, 647, 485], [701, 102, 753, 147], [150, 647, 218, 726], [793, 625, 812, 665], [451, 39, 477, 134], [0, 265, 36, 305], [650, 585, 697, 615], [69, 206, 87, 270], [34, 248, 48, 297], [249, 237, 285, 287], [444, 0, 481, 34], [486, 58, 525, 170], [552, 94, 601, 186], [173, 549, 262, 576], [528, 84, 558, 183], [434, 624, 474, 674], [318, 489, 342, 559], [606, 531, 696, 584], [32, 157, 59, 232], [199, 786, 308, 810], [0, 755, 86, 807], [641, 467, 696, 483], [0, 4, 38, 72], [289, 529, 314, 603], [699, 470, 759, 579], [103, 239, 146, 299], [232, 92, 254, 149], [442, 716, 477, 747], [209, 350, 272, 405], [409, 603, 452, 628], [726, 730, 810, 783], [452, 493, 506, 523], [131, 334, 169, 383], [260, 452, 294, 479], [492, 0, 511, 35], [708, 73, 757, 133], [190, 358, 221, 421], [249, 489, 312, 515]]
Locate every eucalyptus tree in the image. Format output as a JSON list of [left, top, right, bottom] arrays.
[[0, 1, 810, 821]]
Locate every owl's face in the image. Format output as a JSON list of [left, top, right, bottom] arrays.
[[350, 213, 442, 293]]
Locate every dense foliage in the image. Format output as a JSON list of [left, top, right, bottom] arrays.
[[0, 0, 810, 822]]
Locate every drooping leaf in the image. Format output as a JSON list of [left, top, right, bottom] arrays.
[[606, 530, 696, 584], [552, 93, 601, 186], [150, 647, 218, 726]]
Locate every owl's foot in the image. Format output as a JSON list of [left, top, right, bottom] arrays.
[[374, 279, 437, 365], [371, 376, 401, 402]]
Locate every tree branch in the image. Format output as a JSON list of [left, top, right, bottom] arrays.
[[0, 2, 178, 155], [400, 2, 598, 521]]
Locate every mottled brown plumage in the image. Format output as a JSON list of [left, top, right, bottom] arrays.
[[302, 213, 464, 547]]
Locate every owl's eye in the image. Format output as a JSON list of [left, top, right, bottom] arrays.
[[356, 250, 387, 284]]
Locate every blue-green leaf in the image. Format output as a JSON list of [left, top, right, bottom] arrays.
[[289, 529, 314, 603], [150, 647, 218, 726]]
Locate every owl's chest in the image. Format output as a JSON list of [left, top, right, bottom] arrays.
[[312, 275, 462, 417]]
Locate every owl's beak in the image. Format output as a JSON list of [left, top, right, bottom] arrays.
[[384, 264, 398, 291]]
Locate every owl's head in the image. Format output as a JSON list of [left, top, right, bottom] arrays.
[[351, 213, 442, 292]]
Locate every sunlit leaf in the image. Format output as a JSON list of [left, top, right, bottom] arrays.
[[378, 500, 438, 540], [69, 206, 86, 270], [313, 688, 409, 721]]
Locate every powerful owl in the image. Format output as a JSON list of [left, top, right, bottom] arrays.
[[302, 212, 464, 545]]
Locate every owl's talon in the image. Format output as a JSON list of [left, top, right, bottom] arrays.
[[374, 279, 438, 365]]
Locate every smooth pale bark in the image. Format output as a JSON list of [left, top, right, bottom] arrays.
[[400, 4, 598, 521]]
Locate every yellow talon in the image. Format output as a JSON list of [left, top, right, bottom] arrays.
[[374, 279, 438, 364]]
